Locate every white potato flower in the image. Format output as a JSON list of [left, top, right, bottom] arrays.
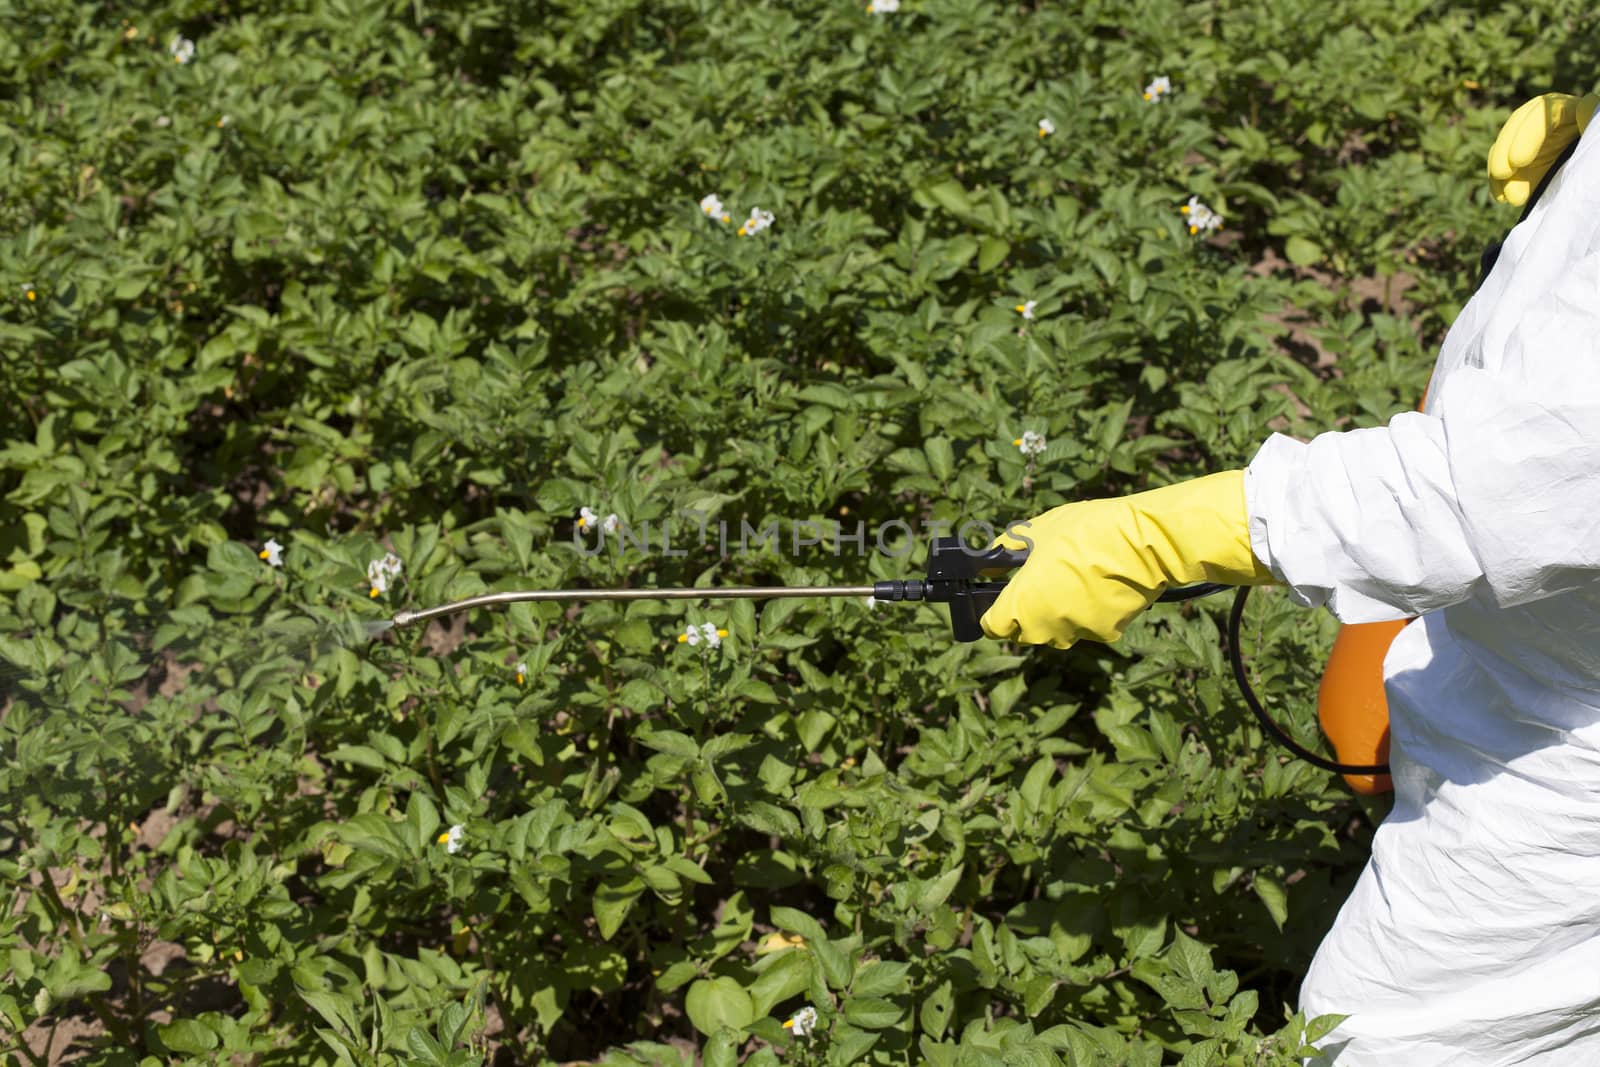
[[700, 194, 731, 223], [1144, 75, 1172, 102], [783, 1005, 819, 1038], [679, 622, 728, 648], [1014, 431, 1047, 457], [867, 0, 899, 12], [170, 35, 195, 64], [737, 208, 775, 237], [258, 538, 284, 567], [437, 824, 464, 854], [367, 552, 403, 597], [578, 506, 620, 533], [1038, 117, 1055, 137], [1015, 300, 1036, 320], [1181, 195, 1222, 235]]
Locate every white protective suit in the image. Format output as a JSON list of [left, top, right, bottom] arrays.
[[1245, 127, 1600, 1062]]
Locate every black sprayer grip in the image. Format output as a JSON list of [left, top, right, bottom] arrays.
[[881, 536, 1229, 642], [928, 537, 1023, 642], [926, 537, 1028, 581]]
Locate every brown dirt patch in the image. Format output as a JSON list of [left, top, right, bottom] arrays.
[[21, 1011, 103, 1065]]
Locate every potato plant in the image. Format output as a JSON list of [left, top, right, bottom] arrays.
[[3, 0, 1595, 1062]]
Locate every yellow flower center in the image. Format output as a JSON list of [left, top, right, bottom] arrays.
[[370, 587, 381, 597]]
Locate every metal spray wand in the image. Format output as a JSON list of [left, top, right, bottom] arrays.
[[391, 536, 1227, 640], [385, 534, 1384, 774]]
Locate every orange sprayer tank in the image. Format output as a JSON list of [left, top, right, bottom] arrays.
[[1316, 618, 1404, 794]]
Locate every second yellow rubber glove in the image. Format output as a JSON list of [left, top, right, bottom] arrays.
[[1488, 92, 1598, 206], [979, 470, 1276, 649]]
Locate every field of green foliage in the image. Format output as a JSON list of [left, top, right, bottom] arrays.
[[4, 0, 1599, 1063]]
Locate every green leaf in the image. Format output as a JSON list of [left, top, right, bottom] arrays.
[[1118, 913, 1167, 960], [769, 906, 828, 946], [299, 989, 360, 1037], [842, 996, 902, 1030], [977, 237, 1010, 271], [924, 437, 955, 482], [595, 878, 646, 940], [1168, 931, 1215, 985], [830, 1022, 880, 1062], [1177, 1039, 1222, 1067], [1253, 871, 1289, 931], [1285, 235, 1323, 266], [749, 949, 812, 1017], [406, 1027, 449, 1065], [657, 960, 701, 993], [407, 792, 441, 852], [638, 729, 700, 759], [703, 1027, 741, 1067], [770, 907, 850, 989], [795, 710, 835, 751], [917, 865, 963, 912], [1303, 1012, 1350, 1045], [851, 960, 911, 997], [919, 979, 954, 1038], [326, 744, 388, 770], [920, 179, 972, 216], [684, 977, 754, 1036], [158, 1019, 219, 1053]]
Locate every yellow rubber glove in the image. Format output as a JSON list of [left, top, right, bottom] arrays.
[[1488, 92, 1599, 206], [979, 470, 1275, 649]]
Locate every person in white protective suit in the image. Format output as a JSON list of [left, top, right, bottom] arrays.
[[978, 92, 1600, 1064]]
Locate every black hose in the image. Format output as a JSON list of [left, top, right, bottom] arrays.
[[1225, 587, 1390, 776]]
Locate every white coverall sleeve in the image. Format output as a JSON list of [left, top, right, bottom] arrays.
[[1246, 248, 1600, 624]]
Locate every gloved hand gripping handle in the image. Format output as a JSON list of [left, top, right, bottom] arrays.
[[889, 538, 1371, 773], [870, 536, 1229, 642]]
